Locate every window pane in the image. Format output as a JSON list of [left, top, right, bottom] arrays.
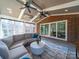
[[41, 24, 49, 35], [1, 20, 8, 36], [25, 23, 35, 33], [41, 25, 45, 35], [14, 22, 25, 34], [45, 24, 49, 35], [50, 23, 56, 37], [7, 20, 14, 36], [57, 22, 66, 39], [30, 24, 35, 33], [0, 20, 4, 38], [19, 22, 25, 34], [25, 23, 31, 33], [1, 19, 14, 37], [41, 25, 46, 35]]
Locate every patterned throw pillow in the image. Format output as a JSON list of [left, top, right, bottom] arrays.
[[32, 34, 38, 38]]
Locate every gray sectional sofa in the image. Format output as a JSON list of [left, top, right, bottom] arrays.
[[1, 33, 33, 49], [0, 33, 34, 59]]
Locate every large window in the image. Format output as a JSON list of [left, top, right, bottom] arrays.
[[40, 20, 67, 40], [0, 18, 35, 38], [40, 24, 49, 35]]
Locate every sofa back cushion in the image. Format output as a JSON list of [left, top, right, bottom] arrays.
[[13, 34, 25, 42], [25, 33, 33, 39], [1, 36, 13, 48], [0, 41, 9, 59]]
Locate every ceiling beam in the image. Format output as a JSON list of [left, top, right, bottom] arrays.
[[32, 1, 42, 10], [43, 0, 79, 12], [30, 13, 40, 22], [18, 8, 26, 19], [18, 3, 41, 20]]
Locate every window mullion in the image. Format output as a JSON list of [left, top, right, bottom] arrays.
[[49, 24, 50, 36], [56, 22, 57, 38], [65, 21, 67, 40]]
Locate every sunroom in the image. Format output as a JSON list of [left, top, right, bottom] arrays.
[[0, 0, 79, 59]]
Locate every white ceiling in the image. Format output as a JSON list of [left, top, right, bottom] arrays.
[[0, 0, 79, 22], [33, 0, 75, 9], [0, 0, 21, 17], [48, 5, 79, 14]]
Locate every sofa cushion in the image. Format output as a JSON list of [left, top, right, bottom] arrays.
[[10, 46, 28, 59], [10, 39, 26, 49], [0, 41, 9, 59], [25, 33, 32, 39], [13, 34, 25, 42], [1, 36, 13, 48]]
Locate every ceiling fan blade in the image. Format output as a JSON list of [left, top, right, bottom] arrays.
[[29, 6, 37, 11], [20, 7, 26, 9], [28, 0, 32, 5], [41, 12, 47, 17], [44, 11, 49, 14], [32, 1, 42, 10], [42, 14, 47, 17], [16, 0, 24, 5], [27, 7, 31, 13]]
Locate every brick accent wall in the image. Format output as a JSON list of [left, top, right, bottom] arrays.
[[36, 14, 79, 44]]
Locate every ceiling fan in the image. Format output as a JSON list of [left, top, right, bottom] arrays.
[[16, 0, 38, 13], [16, 0, 49, 21], [40, 11, 49, 17], [31, 1, 49, 17], [16, 0, 48, 15]]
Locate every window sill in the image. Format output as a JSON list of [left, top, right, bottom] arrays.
[[41, 35, 67, 41]]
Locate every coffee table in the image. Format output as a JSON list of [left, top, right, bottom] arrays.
[[30, 41, 45, 55], [23, 39, 40, 47]]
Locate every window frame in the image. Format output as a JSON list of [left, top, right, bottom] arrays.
[[0, 18, 35, 38], [40, 23, 50, 36], [1, 19, 14, 37], [40, 20, 67, 41]]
